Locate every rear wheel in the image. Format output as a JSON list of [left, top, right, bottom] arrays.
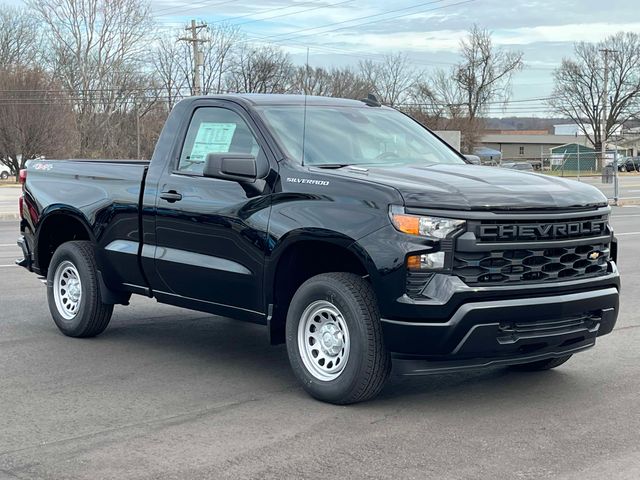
[[47, 241, 113, 337], [285, 272, 391, 404], [509, 354, 572, 372], [0, 171, 8, 180]]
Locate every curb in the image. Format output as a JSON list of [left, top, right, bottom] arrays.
[[0, 184, 20, 188]]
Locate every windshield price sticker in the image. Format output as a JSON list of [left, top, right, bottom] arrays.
[[189, 122, 237, 160]]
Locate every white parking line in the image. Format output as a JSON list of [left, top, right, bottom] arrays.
[[0, 243, 17, 247], [616, 232, 640, 236], [0, 264, 16, 268]]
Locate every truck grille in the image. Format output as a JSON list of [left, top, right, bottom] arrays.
[[454, 243, 609, 285], [454, 223, 611, 286]]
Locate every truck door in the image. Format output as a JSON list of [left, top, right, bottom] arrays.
[[152, 103, 274, 319]]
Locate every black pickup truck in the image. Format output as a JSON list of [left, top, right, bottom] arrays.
[[17, 94, 620, 404]]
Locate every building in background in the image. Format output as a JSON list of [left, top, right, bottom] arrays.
[[433, 130, 461, 151], [480, 132, 590, 159], [549, 143, 597, 171], [554, 123, 622, 136]]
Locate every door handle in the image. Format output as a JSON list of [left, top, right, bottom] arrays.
[[160, 190, 182, 203]]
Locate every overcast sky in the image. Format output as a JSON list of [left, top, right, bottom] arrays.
[[11, 0, 640, 116], [148, 0, 639, 116]]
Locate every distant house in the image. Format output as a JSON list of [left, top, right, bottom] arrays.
[[553, 124, 595, 136], [480, 132, 590, 159]]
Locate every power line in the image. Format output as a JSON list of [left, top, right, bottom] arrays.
[[247, 0, 474, 42], [216, 0, 354, 28]]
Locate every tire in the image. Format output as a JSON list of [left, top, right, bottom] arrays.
[[0, 171, 8, 180], [285, 272, 391, 404], [509, 354, 572, 372], [47, 241, 114, 337]]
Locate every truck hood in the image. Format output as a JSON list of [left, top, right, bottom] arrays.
[[332, 164, 608, 211]]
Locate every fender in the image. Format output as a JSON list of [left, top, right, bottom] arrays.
[[34, 205, 96, 269], [263, 227, 377, 308]]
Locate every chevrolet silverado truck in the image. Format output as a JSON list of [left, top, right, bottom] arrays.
[[16, 94, 620, 404]]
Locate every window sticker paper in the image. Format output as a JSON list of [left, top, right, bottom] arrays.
[[189, 122, 237, 160]]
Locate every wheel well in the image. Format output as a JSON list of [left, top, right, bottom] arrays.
[[37, 214, 91, 275], [269, 241, 369, 344]]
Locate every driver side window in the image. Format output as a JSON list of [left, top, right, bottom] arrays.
[[178, 107, 261, 174]]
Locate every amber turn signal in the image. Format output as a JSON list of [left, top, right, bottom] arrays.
[[391, 214, 420, 235]]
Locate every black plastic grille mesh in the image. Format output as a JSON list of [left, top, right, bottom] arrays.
[[453, 243, 609, 285]]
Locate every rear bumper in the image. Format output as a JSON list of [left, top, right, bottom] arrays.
[[383, 285, 619, 373]]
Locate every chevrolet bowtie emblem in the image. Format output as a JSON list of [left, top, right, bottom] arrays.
[[588, 251, 601, 260]]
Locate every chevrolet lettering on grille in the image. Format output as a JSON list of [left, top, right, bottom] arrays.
[[478, 220, 608, 241]]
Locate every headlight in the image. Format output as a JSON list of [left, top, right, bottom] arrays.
[[390, 208, 466, 239]]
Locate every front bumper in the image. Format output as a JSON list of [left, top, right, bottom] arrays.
[[383, 284, 619, 373]]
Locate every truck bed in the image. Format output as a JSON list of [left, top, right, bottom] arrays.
[[22, 158, 150, 288]]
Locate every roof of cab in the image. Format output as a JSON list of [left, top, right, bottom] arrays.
[[189, 93, 377, 108]]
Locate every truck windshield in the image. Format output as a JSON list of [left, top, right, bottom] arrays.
[[257, 105, 465, 167]]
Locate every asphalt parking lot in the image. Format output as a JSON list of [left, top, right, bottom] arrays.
[[0, 209, 639, 480]]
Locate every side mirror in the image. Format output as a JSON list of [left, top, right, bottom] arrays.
[[464, 154, 481, 165], [203, 153, 257, 183]]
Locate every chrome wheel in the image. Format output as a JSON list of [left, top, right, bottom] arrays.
[[53, 260, 82, 320], [297, 300, 350, 381]]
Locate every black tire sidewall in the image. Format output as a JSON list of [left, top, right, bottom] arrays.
[[285, 276, 372, 403], [47, 243, 99, 336]]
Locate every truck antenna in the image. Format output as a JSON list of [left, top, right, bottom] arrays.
[[301, 47, 310, 167]]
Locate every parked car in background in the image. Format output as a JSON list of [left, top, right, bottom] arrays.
[[617, 156, 640, 172], [501, 162, 534, 172], [0, 163, 11, 180], [463, 154, 481, 165]]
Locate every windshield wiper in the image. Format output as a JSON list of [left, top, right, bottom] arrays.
[[313, 163, 353, 169]]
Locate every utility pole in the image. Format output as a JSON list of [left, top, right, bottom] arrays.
[[600, 48, 617, 170], [179, 20, 207, 96]]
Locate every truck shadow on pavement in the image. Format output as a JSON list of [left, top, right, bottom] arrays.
[[94, 311, 595, 410]]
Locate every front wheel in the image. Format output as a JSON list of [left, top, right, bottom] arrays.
[[47, 241, 113, 337], [286, 272, 391, 404]]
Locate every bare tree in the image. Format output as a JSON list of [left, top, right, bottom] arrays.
[[0, 68, 76, 180], [406, 75, 483, 152], [0, 6, 42, 68], [550, 32, 640, 151], [153, 35, 188, 111], [202, 24, 242, 95], [455, 25, 523, 122], [293, 66, 332, 96], [227, 45, 294, 94], [28, 0, 153, 157], [326, 67, 373, 99], [412, 26, 523, 152], [359, 53, 419, 106]]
